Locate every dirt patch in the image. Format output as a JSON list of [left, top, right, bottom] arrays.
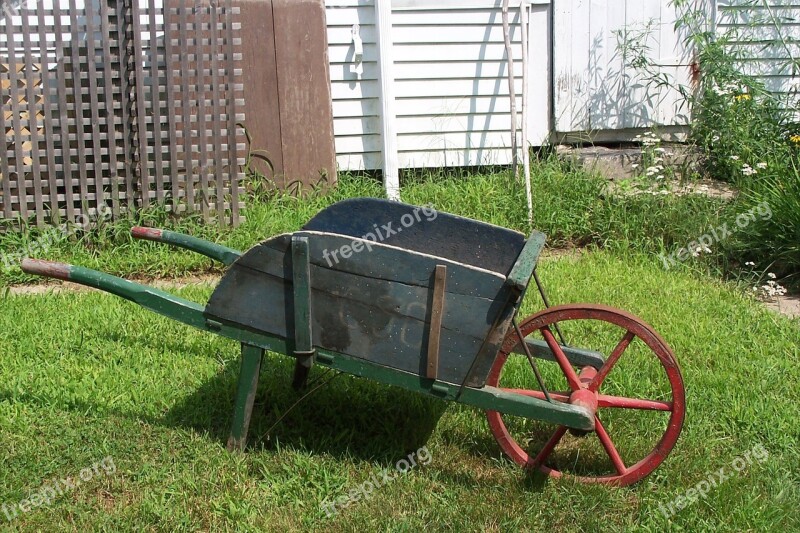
[[763, 294, 800, 320], [5, 274, 221, 296]]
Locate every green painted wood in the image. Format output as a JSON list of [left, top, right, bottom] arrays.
[[226, 343, 264, 451], [310, 346, 594, 431], [132, 227, 242, 266], [302, 198, 527, 275], [506, 231, 547, 293], [291, 236, 314, 389], [291, 236, 313, 355], [513, 339, 606, 369]]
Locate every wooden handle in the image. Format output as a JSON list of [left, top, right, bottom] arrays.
[[426, 264, 447, 380]]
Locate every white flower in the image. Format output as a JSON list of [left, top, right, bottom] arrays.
[[745, 261, 755, 266], [742, 165, 757, 176], [756, 162, 767, 169], [730, 155, 740, 161], [631, 163, 640, 169], [654, 157, 664, 164], [656, 174, 665, 180], [768, 272, 776, 279], [654, 147, 666, 153]]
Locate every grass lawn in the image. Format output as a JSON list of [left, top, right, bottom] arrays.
[[2, 250, 798, 531]]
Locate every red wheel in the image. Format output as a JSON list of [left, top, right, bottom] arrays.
[[486, 304, 685, 486]]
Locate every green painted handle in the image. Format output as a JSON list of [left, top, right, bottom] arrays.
[[20, 258, 207, 328], [131, 227, 242, 266]]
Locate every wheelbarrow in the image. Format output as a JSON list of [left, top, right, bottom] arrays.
[[21, 198, 685, 486]]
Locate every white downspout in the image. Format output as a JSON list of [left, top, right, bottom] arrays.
[[375, 0, 400, 201]]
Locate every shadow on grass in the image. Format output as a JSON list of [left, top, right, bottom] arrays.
[[162, 352, 448, 464]]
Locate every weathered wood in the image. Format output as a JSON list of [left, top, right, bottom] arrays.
[[426, 265, 447, 380], [270, 0, 337, 187], [206, 231, 515, 385], [506, 231, 547, 293], [237, 0, 283, 182], [302, 198, 526, 275], [246, 232, 507, 300]]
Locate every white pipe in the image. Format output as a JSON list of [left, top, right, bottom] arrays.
[[501, 0, 519, 180], [521, 0, 532, 228], [375, 0, 400, 201]]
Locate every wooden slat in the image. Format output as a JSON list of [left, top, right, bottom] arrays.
[[20, 11, 44, 225], [6, 23, 28, 220], [195, 4, 210, 220], [210, 2, 225, 224], [225, 0, 241, 224], [99, 0, 120, 218], [301, 198, 526, 276], [37, 8, 61, 223], [68, 0, 90, 217], [84, 0, 105, 219], [52, 1, 75, 223], [426, 264, 447, 380], [163, 1, 181, 219], [148, 0, 165, 206], [130, 0, 147, 209]]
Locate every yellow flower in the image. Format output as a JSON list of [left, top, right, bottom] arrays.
[[790, 134, 800, 145], [735, 94, 751, 101]]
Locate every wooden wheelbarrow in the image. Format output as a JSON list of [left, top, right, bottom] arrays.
[[21, 198, 685, 486]]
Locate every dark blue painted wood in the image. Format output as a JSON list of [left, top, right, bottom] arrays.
[[302, 198, 526, 275], [206, 231, 514, 386]]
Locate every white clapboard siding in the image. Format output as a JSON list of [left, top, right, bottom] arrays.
[[326, 0, 550, 170], [553, 0, 693, 135], [718, 1, 800, 107], [327, 0, 381, 170]]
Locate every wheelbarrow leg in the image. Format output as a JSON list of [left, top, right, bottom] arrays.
[[226, 343, 264, 452]]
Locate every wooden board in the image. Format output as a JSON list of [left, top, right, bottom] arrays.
[[206, 230, 515, 386], [302, 198, 526, 276]]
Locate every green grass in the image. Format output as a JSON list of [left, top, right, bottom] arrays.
[[1, 251, 798, 531], [0, 158, 731, 288]]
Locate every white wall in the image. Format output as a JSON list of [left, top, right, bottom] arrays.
[[552, 0, 693, 138], [326, 0, 550, 171], [717, 0, 800, 108]]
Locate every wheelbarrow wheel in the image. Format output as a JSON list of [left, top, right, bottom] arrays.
[[485, 304, 685, 486]]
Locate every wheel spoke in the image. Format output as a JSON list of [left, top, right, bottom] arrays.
[[595, 416, 627, 475], [597, 394, 672, 411], [501, 388, 570, 402], [531, 425, 568, 468], [541, 326, 582, 391], [589, 330, 636, 392]]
